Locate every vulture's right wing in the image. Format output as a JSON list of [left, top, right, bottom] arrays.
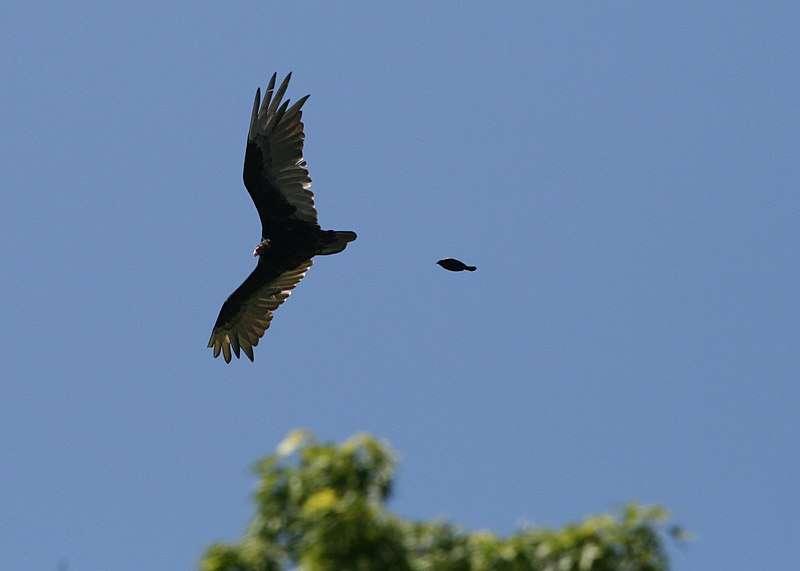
[[208, 254, 313, 363]]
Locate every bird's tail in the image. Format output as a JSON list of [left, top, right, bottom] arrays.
[[465, 265, 477, 271], [317, 230, 357, 255]]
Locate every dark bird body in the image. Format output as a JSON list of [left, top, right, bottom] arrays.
[[208, 73, 356, 363], [437, 258, 477, 272]]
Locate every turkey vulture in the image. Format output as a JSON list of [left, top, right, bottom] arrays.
[[208, 73, 356, 363], [437, 258, 476, 272]]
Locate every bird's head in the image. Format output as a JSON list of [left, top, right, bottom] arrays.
[[252, 238, 271, 256]]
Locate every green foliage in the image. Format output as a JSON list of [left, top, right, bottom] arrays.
[[201, 430, 674, 571]]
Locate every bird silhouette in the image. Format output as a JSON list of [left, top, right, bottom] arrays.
[[437, 258, 476, 272]]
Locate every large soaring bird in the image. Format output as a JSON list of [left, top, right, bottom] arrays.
[[208, 73, 356, 363]]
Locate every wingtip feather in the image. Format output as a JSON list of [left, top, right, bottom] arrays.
[[267, 73, 293, 117], [261, 73, 278, 115], [273, 99, 291, 126], [283, 94, 310, 122], [249, 88, 261, 137], [243, 344, 254, 362]]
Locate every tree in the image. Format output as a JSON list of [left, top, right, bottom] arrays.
[[201, 430, 675, 571]]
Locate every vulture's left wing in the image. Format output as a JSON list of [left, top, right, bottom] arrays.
[[208, 254, 313, 363], [243, 73, 318, 237]]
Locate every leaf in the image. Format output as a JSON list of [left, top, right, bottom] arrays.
[[303, 488, 339, 513], [276, 429, 313, 456]]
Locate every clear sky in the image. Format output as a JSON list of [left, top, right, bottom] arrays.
[[1, 2, 797, 570]]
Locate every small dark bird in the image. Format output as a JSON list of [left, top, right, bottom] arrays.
[[437, 258, 477, 272], [208, 73, 356, 363]]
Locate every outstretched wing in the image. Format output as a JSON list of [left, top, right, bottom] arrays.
[[208, 253, 313, 363], [244, 72, 318, 237]]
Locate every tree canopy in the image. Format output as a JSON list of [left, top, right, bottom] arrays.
[[201, 430, 675, 571]]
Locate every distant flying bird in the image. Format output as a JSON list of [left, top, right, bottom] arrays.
[[437, 258, 476, 272], [208, 73, 356, 363]]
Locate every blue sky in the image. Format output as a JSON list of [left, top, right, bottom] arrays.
[[1, 2, 798, 569]]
